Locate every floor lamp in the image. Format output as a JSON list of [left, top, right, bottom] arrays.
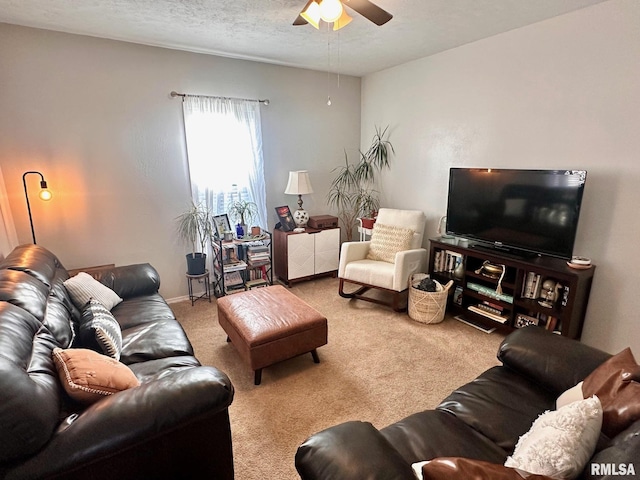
[[22, 171, 52, 244]]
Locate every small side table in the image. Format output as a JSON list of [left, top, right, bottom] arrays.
[[186, 270, 211, 306]]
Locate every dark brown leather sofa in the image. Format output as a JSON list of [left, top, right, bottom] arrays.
[[0, 244, 234, 479], [295, 327, 640, 480]]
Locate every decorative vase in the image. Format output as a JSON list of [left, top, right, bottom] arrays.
[[453, 260, 465, 280], [236, 224, 245, 238]]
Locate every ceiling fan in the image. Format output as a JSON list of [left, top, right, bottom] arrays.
[[293, 0, 393, 31]]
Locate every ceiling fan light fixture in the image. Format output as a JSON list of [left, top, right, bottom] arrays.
[[319, 0, 343, 23], [333, 8, 352, 30], [301, 1, 321, 29]]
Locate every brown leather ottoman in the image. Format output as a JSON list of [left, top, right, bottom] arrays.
[[217, 285, 328, 385]]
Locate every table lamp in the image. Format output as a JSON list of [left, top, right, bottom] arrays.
[[284, 170, 313, 229]]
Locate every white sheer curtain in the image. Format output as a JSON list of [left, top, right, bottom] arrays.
[[0, 166, 19, 259], [181, 96, 267, 229]]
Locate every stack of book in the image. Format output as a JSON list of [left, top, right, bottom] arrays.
[[247, 244, 270, 267], [223, 271, 245, 294]]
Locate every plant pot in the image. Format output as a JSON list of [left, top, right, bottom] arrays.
[[360, 217, 376, 229], [186, 253, 206, 275]]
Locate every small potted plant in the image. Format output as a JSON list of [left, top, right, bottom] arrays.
[[227, 200, 259, 238], [176, 201, 212, 275]]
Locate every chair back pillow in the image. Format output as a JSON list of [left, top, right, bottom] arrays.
[[376, 208, 426, 249], [367, 223, 414, 263]]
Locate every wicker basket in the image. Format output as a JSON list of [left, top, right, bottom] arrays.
[[408, 274, 454, 324]]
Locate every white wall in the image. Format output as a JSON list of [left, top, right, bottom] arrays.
[[362, 0, 640, 354], [0, 24, 361, 299]]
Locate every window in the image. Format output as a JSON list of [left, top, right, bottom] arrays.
[[181, 95, 267, 228]]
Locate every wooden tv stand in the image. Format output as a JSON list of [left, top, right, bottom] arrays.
[[428, 238, 595, 339]]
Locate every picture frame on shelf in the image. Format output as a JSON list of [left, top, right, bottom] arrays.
[[515, 313, 539, 329], [213, 214, 231, 239], [275, 205, 296, 232]]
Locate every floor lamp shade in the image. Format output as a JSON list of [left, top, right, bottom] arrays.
[[22, 171, 52, 244], [284, 171, 313, 228]]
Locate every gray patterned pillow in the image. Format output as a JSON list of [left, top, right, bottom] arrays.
[[77, 299, 123, 360], [64, 272, 122, 310]]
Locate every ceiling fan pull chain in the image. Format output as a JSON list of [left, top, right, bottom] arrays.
[[327, 22, 332, 106]]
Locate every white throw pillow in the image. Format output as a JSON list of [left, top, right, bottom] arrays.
[[64, 272, 123, 310], [505, 396, 602, 479]]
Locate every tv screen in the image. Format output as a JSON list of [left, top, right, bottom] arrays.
[[446, 168, 587, 259]]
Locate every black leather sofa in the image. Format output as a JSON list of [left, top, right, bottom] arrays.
[[296, 327, 640, 479], [0, 244, 234, 479]]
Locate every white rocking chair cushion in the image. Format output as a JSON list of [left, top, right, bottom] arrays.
[[366, 223, 415, 264]]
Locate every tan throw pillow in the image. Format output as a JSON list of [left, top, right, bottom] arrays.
[[63, 272, 123, 310], [52, 347, 140, 404], [582, 347, 640, 438], [366, 223, 414, 263]]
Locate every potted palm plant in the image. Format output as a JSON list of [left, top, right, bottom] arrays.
[[327, 126, 394, 241], [227, 200, 259, 238], [176, 201, 212, 275]]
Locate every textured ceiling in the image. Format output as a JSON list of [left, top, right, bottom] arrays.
[[0, 0, 610, 76]]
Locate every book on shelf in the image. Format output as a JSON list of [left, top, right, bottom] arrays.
[[522, 272, 547, 300], [223, 260, 247, 272], [467, 282, 514, 303], [433, 250, 463, 274], [224, 284, 246, 295], [223, 271, 244, 287], [467, 305, 508, 324], [560, 285, 570, 307]]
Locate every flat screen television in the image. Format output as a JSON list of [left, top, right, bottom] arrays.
[[445, 168, 587, 259]]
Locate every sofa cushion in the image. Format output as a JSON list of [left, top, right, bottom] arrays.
[[437, 366, 556, 452], [52, 347, 140, 404], [120, 318, 194, 365], [505, 396, 602, 479], [366, 223, 414, 263], [64, 272, 123, 310], [381, 409, 508, 465], [77, 299, 123, 360], [582, 348, 640, 438]]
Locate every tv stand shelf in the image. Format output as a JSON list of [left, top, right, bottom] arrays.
[[429, 238, 595, 339]]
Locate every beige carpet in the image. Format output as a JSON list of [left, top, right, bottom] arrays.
[[171, 277, 506, 480]]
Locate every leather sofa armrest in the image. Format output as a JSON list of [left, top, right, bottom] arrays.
[[498, 326, 611, 394], [87, 263, 161, 298], [295, 421, 416, 480], [10, 366, 233, 479]]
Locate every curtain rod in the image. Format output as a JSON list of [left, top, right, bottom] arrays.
[[170, 91, 270, 105]]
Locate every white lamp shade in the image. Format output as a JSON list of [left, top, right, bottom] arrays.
[[284, 171, 314, 195]]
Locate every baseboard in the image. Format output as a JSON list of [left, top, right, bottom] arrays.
[[167, 295, 191, 304]]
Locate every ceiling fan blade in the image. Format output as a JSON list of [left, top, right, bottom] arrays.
[[343, 0, 393, 26], [293, 0, 314, 25]]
